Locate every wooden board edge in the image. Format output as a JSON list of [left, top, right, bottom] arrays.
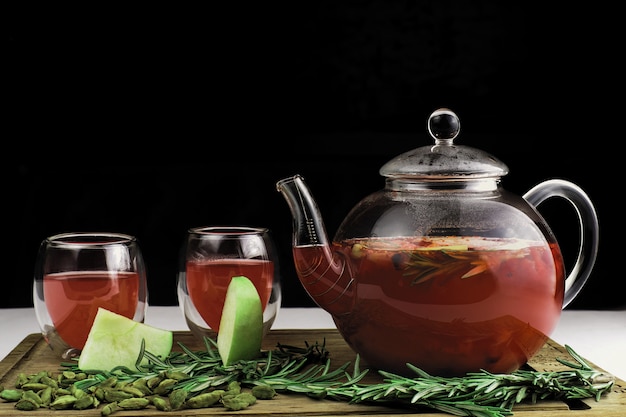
[[544, 339, 626, 384], [0, 333, 45, 380]]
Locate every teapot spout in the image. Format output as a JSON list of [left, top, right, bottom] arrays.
[[276, 175, 354, 316]]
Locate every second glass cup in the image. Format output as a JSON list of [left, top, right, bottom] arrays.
[[177, 226, 282, 340]]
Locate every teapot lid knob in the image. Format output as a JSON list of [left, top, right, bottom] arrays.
[[428, 108, 460, 143]]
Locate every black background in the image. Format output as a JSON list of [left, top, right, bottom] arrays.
[[5, 3, 621, 310]]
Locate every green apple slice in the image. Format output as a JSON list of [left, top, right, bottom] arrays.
[[217, 275, 263, 366], [78, 308, 173, 372]]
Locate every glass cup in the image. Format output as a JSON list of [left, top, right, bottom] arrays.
[[33, 232, 148, 359], [177, 226, 282, 341]]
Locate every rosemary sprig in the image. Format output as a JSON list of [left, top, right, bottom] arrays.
[[341, 346, 615, 416], [63, 341, 614, 417], [66, 337, 334, 394], [402, 249, 486, 285]]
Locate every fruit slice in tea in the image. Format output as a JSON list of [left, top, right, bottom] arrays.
[[78, 308, 173, 372], [186, 259, 273, 331], [43, 270, 140, 349], [217, 275, 263, 366]]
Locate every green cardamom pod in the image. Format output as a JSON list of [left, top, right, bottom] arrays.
[[121, 385, 145, 397], [185, 391, 222, 408], [168, 388, 187, 410], [55, 388, 72, 396], [147, 375, 163, 389], [21, 389, 43, 406], [39, 386, 53, 406], [100, 402, 121, 416], [21, 382, 50, 391], [129, 378, 152, 395], [61, 371, 77, 380], [70, 385, 89, 399], [222, 396, 250, 411], [251, 384, 277, 399], [29, 371, 49, 383], [99, 376, 118, 388], [15, 373, 29, 388], [103, 389, 134, 402], [92, 386, 106, 401], [40, 375, 59, 389], [152, 396, 171, 411], [221, 392, 236, 401], [73, 395, 97, 410], [15, 398, 39, 411], [49, 394, 77, 410], [165, 370, 190, 380], [0, 389, 23, 402], [118, 397, 150, 410], [235, 392, 257, 406], [226, 380, 242, 394], [153, 378, 178, 395]]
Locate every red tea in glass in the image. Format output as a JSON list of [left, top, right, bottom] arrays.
[[186, 258, 274, 331], [294, 235, 565, 376], [43, 271, 140, 349]]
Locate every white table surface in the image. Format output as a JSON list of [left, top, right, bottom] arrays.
[[1, 307, 625, 381]]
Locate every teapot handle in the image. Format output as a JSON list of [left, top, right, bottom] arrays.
[[523, 179, 599, 309]]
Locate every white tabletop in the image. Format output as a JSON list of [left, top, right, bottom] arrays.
[[1, 307, 625, 381]]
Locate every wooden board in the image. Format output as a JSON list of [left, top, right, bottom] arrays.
[[1, 329, 625, 416]]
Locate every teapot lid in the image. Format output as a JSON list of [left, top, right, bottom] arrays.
[[379, 108, 509, 180]]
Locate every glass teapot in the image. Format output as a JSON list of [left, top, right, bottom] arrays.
[[276, 108, 599, 377]]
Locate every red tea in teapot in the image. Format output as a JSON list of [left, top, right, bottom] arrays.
[[293, 235, 565, 376]]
